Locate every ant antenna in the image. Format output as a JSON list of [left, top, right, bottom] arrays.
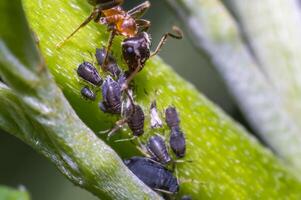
[[56, 8, 99, 48], [150, 26, 183, 57]]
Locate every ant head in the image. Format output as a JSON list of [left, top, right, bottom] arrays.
[[88, 0, 123, 9], [122, 32, 151, 72]]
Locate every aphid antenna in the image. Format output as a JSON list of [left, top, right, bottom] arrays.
[[179, 178, 202, 185], [114, 136, 138, 143], [136, 144, 149, 157], [150, 26, 183, 58], [56, 8, 100, 48]]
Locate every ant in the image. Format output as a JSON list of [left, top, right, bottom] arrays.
[[57, 0, 183, 89], [57, 0, 151, 70]]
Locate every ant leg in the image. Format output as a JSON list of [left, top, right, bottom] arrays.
[[114, 136, 138, 143], [56, 8, 100, 48], [121, 61, 141, 91], [101, 30, 116, 71], [127, 1, 151, 19], [135, 19, 151, 32], [150, 26, 183, 57]]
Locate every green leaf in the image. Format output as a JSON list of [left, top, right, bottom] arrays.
[[0, 185, 30, 200], [14, 0, 301, 199]]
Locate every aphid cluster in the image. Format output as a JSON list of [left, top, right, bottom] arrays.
[[58, 0, 191, 198], [124, 104, 187, 197]]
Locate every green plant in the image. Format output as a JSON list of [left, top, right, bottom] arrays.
[[0, 0, 301, 199]]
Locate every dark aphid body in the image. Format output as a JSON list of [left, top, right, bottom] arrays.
[[77, 61, 102, 86], [122, 32, 151, 72], [181, 195, 192, 200], [95, 48, 121, 77], [124, 156, 179, 194], [147, 135, 171, 164], [165, 106, 186, 158], [165, 106, 180, 129], [81, 86, 96, 100], [150, 101, 162, 128], [170, 127, 186, 158], [99, 76, 122, 114], [126, 104, 145, 136]]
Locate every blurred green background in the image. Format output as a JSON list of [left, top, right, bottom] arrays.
[[0, 0, 249, 199]]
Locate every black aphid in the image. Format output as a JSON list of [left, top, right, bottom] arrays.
[[170, 127, 186, 158], [165, 106, 180, 129], [81, 86, 96, 100], [126, 104, 145, 136], [165, 106, 186, 158], [99, 76, 122, 114], [124, 156, 179, 194], [147, 135, 171, 164], [77, 61, 102, 86], [95, 47, 121, 77], [150, 101, 162, 128]]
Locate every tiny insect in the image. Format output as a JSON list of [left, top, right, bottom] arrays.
[[165, 106, 186, 158], [170, 127, 186, 158], [124, 156, 179, 194], [146, 135, 171, 165], [99, 76, 122, 114], [95, 47, 121, 77], [57, 0, 151, 69], [150, 101, 162, 128], [77, 61, 102, 86], [81, 86, 96, 100], [125, 103, 145, 137], [165, 106, 180, 129]]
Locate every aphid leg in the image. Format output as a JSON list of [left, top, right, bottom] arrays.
[[56, 8, 100, 48], [153, 188, 174, 195], [127, 1, 151, 19], [99, 119, 127, 139], [107, 118, 127, 139], [101, 30, 116, 71], [87, 51, 97, 66], [114, 136, 138, 143], [150, 26, 183, 57], [135, 19, 151, 32]]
